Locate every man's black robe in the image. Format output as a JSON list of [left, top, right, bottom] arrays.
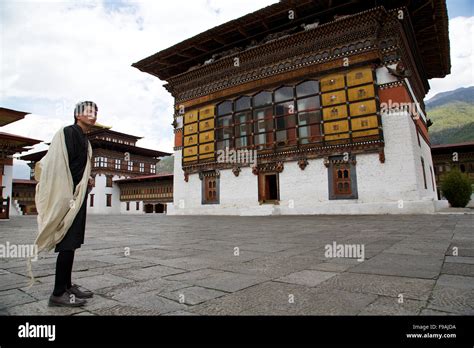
[[55, 124, 89, 252]]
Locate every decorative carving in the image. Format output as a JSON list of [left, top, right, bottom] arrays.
[[252, 165, 259, 175], [232, 166, 241, 177], [275, 161, 284, 173], [298, 158, 309, 170], [379, 148, 385, 163], [323, 157, 330, 168]]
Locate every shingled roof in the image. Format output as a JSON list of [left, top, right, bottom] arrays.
[[133, 0, 450, 81]]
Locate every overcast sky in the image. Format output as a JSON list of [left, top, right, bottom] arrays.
[[1, 0, 473, 179]]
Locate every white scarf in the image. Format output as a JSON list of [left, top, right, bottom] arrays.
[[27, 126, 92, 286]]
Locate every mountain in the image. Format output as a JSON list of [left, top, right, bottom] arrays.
[[155, 155, 174, 174], [425, 86, 474, 145], [426, 86, 474, 110]]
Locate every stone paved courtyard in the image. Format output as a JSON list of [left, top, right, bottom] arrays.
[[0, 214, 473, 316]]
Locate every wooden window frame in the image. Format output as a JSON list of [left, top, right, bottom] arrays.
[[328, 155, 358, 200], [201, 171, 220, 205], [106, 194, 112, 207], [258, 172, 280, 204]]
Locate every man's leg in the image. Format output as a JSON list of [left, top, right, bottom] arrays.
[[49, 250, 86, 307], [53, 250, 74, 296]]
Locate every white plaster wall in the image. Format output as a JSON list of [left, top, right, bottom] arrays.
[[170, 109, 447, 215], [87, 174, 121, 214], [120, 201, 144, 214]]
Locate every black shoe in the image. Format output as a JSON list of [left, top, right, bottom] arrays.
[[48, 292, 87, 307], [67, 284, 93, 299]]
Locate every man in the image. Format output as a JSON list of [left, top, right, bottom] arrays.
[[33, 101, 97, 307]]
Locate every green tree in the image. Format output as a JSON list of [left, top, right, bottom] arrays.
[[441, 169, 473, 207]]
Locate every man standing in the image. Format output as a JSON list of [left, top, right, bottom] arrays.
[[32, 101, 98, 307]]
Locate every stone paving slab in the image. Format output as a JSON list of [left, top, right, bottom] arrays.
[[316, 272, 435, 301], [276, 270, 337, 287], [358, 296, 426, 315], [348, 253, 444, 279], [0, 214, 473, 315]]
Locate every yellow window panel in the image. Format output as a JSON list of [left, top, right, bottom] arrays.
[[199, 118, 215, 132], [320, 74, 345, 92], [199, 105, 215, 120], [351, 115, 379, 131], [325, 133, 350, 141], [321, 90, 347, 106], [348, 84, 375, 101], [183, 146, 198, 157], [352, 129, 380, 138], [323, 120, 349, 134], [349, 99, 377, 117], [346, 67, 374, 86], [184, 122, 198, 135], [183, 135, 198, 147], [199, 143, 215, 154], [184, 110, 198, 124], [199, 153, 215, 160], [183, 155, 198, 163], [199, 130, 214, 143], [322, 105, 348, 121]]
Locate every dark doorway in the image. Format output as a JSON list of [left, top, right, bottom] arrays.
[[155, 203, 164, 214], [258, 173, 279, 203], [144, 204, 154, 213]]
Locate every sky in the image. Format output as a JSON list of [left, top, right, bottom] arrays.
[[1, 0, 473, 179]]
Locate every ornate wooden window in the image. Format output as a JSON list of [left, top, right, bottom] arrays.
[[234, 96, 252, 149], [216, 101, 233, 151], [115, 159, 121, 170], [253, 91, 274, 150], [200, 171, 219, 204], [296, 81, 322, 145], [106, 175, 113, 188], [328, 155, 358, 200]]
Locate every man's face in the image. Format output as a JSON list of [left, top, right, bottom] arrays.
[[77, 105, 97, 126]]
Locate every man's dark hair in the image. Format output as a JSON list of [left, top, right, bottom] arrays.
[[74, 101, 98, 124]]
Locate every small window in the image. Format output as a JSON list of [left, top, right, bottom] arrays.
[[115, 159, 121, 170], [296, 81, 319, 97], [90, 194, 94, 208], [253, 91, 272, 107], [150, 164, 156, 174], [217, 101, 232, 116], [274, 86, 293, 102], [235, 96, 251, 111], [328, 156, 358, 199], [421, 157, 427, 189], [202, 173, 219, 204], [106, 194, 112, 207], [136, 202, 140, 211], [126, 202, 130, 211], [128, 161, 133, 171], [139, 163, 145, 173], [106, 175, 113, 187]]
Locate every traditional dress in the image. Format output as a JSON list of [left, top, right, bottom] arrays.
[[55, 124, 90, 252]]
